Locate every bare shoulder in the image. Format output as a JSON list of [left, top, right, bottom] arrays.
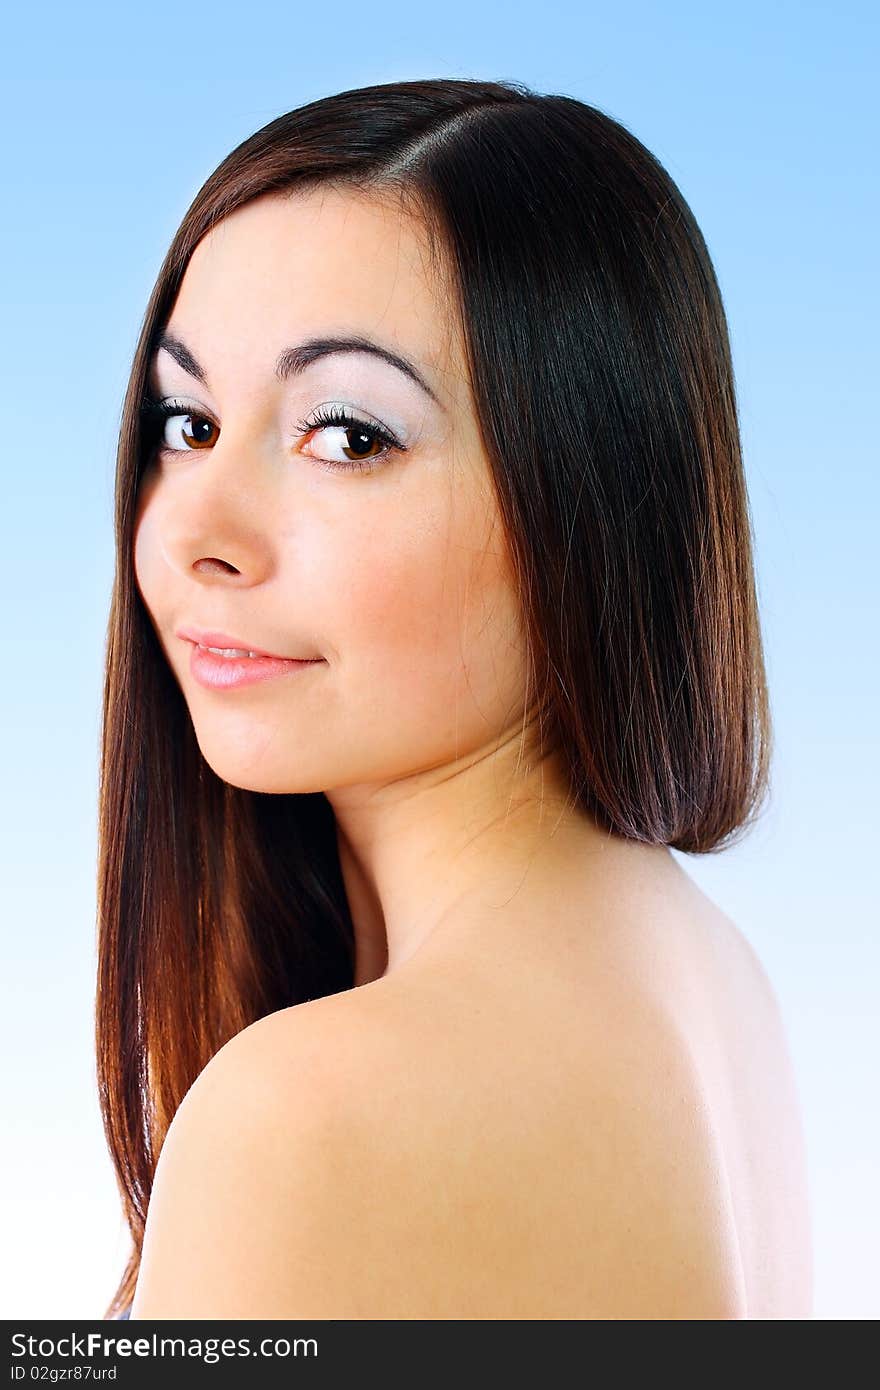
[[131, 961, 748, 1319], [130, 987, 396, 1319]]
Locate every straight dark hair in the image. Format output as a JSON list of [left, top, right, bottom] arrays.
[[96, 76, 773, 1318]]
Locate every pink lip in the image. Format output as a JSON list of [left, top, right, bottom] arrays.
[[186, 642, 324, 691], [177, 626, 318, 660]]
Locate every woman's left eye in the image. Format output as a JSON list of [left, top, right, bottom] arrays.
[[295, 404, 404, 473], [139, 397, 404, 475]]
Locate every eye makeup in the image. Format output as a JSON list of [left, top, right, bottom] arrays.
[[138, 393, 408, 475]]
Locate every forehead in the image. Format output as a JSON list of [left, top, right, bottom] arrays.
[[165, 185, 465, 396]]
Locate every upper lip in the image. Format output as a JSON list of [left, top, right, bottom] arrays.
[[177, 626, 320, 661]]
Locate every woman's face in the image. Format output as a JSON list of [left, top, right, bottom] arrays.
[[134, 186, 528, 795]]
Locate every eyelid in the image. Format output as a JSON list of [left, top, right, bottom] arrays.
[[138, 394, 407, 472], [295, 402, 404, 448], [141, 393, 406, 440]]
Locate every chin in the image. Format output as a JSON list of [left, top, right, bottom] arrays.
[[210, 766, 327, 796], [190, 738, 326, 797]]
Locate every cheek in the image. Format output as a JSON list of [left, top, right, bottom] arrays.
[[320, 487, 526, 754], [131, 483, 188, 679], [132, 485, 162, 617]]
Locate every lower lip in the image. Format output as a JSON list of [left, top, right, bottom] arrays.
[[188, 643, 325, 690]]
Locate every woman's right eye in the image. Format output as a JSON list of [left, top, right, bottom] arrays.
[[140, 398, 218, 453], [138, 395, 404, 475]]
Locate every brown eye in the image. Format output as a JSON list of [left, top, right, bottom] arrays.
[[139, 397, 219, 455], [159, 411, 218, 452], [302, 421, 386, 465], [296, 403, 403, 474]]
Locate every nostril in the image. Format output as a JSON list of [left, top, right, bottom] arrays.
[[194, 558, 239, 576]]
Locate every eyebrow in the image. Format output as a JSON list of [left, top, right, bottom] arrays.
[[150, 329, 442, 407]]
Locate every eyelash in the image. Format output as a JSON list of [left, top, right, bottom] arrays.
[[138, 396, 404, 474]]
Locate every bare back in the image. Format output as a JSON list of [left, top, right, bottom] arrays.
[[660, 894, 814, 1317], [350, 845, 813, 1319]]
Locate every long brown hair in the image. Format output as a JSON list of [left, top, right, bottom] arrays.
[[96, 76, 773, 1318]]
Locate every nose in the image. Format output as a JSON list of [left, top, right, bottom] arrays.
[[193, 556, 241, 576], [151, 434, 283, 588]]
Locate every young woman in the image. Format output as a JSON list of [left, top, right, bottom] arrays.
[[96, 76, 812, 1320]]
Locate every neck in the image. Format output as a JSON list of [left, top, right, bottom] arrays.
[[324, 725, 608, 984]]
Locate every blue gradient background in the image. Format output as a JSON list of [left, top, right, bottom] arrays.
[[1, 0, 876, 1320]]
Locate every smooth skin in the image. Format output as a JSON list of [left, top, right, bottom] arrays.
[[130, 185, 812, 1319]]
